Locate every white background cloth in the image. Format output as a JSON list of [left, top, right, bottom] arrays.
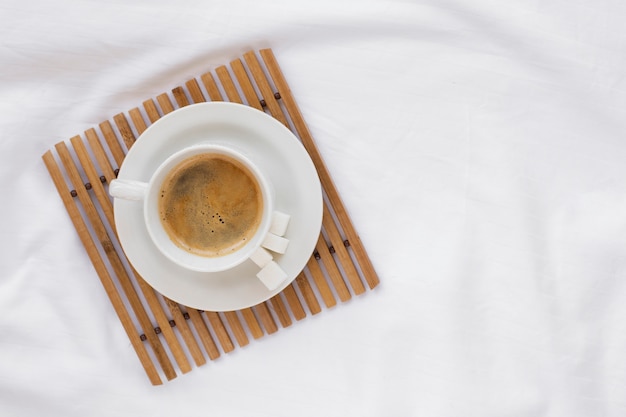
[[2, 0, 626, 415]]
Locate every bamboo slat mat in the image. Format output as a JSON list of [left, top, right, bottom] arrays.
[[41, 48, 379, 385]]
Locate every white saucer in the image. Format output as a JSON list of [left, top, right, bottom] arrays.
[[113, 102, 323, 311]]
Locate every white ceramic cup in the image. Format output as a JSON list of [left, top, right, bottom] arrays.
[[109, 143, 274, 273]]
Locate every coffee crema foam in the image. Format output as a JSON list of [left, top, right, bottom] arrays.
[[158, 153, 264, 257]]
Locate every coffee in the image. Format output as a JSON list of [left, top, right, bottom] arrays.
[[158, 153, 264, 257]]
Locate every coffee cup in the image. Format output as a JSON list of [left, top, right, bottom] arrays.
[[109, 143, 280, 276]]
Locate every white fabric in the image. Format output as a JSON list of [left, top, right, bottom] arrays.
[[2, 0, 626, 415]]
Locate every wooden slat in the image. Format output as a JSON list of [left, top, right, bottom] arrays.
[[295, 271, 321, 315], [315, 234, 351, 301], [240, 307, 264, 339], [84, 129, 117, 181], [230, 58, 263, 111], [98, 120, 126, 167], [163, 297, 206, 367], [282, 284, 307, 321], [268, 295, 292, 328], [113, 113, 136, 149], [215, 66, 242, 104], [186, 308, 220, 360], [243, 51, 288, 127], [69, 135, 115, 230], [172, 86, 190, 108], [129, 108, 148, 135], [157, 93, 175, 114], [185, 78, 207, 104], [42, 151, 163, 385], [172, 86, 190, 107], [204, 312, 235, 353], [259, 48, 380, 289], [223, 311, 249, 347], [55, 142, 177, 381], [254, 303, 278, 334], [322, 204, 365, 295], [200, 72, 223, 101], [305, 254, 337, 308], [143, 99, 161, 123]]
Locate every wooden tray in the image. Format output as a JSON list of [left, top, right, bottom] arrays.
[[42, 49, 379, 385]]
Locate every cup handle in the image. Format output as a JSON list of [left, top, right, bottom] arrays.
[[109, 179, 149, 201]]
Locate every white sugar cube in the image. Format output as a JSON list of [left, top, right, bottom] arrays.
[[269, 211, 290, 237], [249, 247, 273, 268], [257, 261, 288, 290], [262, 232, 289, 254]]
